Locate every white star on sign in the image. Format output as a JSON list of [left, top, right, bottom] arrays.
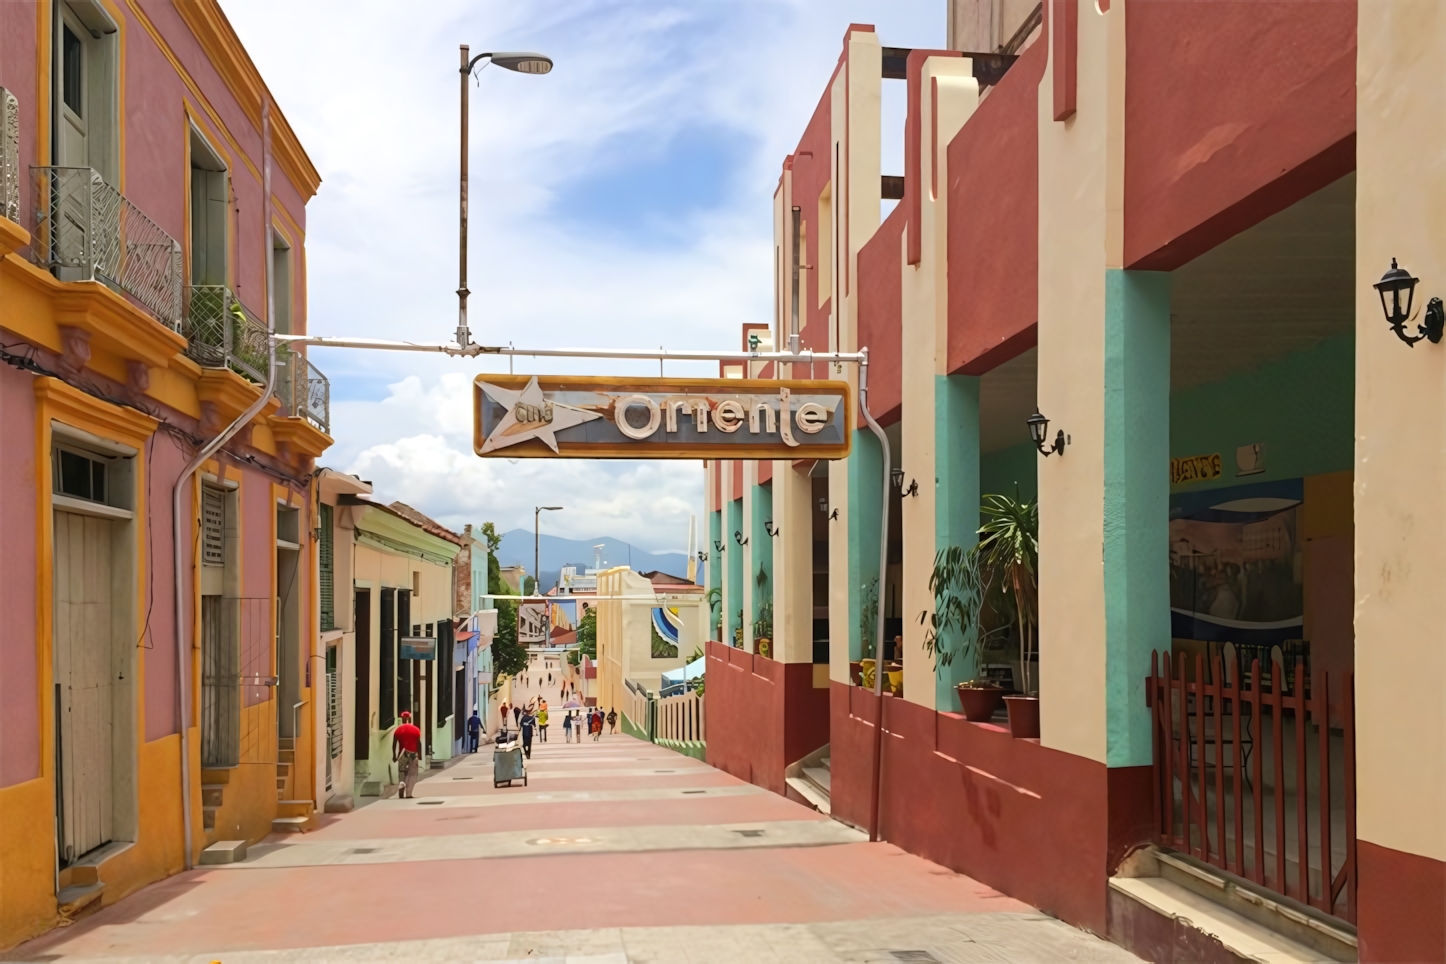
[[478, 376, 602, 454]]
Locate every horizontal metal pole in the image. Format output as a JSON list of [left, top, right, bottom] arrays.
[[276, 334, 866, 366]]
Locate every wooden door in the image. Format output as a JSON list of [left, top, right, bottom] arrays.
[[54, 510, 116, 864]]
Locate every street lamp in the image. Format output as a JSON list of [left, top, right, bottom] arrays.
[[534, 506, 562, 596], [457, 46, 554, 349]]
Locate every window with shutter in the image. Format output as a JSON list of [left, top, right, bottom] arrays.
[[202, 486, 224, 566], [318, 503, 334, 630]]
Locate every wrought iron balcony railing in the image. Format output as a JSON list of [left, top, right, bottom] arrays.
[[1, 88, 18, 223], [32, 166, 183, 329], [275, 344, 331, 435], [183, 285, 271, 384]]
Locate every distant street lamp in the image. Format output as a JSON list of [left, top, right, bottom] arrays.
[[534, 505, 562, 651], [457, 46, 554, 349]]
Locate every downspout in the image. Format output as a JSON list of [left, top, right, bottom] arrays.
[[857, 348, 892, 843], [170, 98, 278, 870]]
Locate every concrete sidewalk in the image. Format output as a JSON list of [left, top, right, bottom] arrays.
[[4, 734, 1138, 963]]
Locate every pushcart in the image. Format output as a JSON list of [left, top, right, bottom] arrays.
[[493, 743, 527, 788]]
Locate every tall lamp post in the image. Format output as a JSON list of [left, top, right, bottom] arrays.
[[458, 47, 553, 349], [535, 506, 562, 647]]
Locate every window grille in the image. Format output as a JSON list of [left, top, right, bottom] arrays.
[[318, 503, 334, 630], [202, 486, 224, 565], [0, 87, 18, 223]]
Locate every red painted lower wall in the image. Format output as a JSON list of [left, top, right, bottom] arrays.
[[829, 682, 1152, 936], [704, 642, 829, 795], [1358, 840, 1446, 963]]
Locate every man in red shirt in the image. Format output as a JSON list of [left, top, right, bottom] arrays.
[[392, 710, 423, 799]]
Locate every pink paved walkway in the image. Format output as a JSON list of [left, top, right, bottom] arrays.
[[8, 732, 1064, 962]]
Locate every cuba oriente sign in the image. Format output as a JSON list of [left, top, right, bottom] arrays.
[[472, 375, 852, 459]]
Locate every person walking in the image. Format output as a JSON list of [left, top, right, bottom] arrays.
[[538, 705, 550, 743], [607, 707, 618, 734], [512, 704, 521, 727], [466, 708, 482, 753], [519, 706, 536, 759], [392, 710, 422, 799], [591, 708, 603, 742], [562, 711, 573, 743], [500, 702, 509, 726]]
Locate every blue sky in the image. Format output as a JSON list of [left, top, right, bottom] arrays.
[[227, 0, 940, 552]]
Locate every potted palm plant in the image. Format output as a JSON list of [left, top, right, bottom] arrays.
[[921, 492, 1039, 735]]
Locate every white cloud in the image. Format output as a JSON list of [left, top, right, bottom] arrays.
[[225, 0, 940, 551]]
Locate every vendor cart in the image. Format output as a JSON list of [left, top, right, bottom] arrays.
[[493, 743, 527, 788]]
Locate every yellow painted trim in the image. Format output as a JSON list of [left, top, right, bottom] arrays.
[[34, 376, 160, 447], [36, 0, 51, 167], [167, 0, 322, 200]]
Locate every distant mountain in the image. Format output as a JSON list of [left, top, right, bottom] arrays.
[[494, 530, 691, 592]]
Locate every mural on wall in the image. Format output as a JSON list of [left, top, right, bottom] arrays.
[[1169, 479, 1304, 646]]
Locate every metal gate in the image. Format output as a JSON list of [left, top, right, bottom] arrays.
[[200, 595, 239, 767], [326, 652, 340, 791]]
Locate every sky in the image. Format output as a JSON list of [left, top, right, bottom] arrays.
[[226, 0, 941, 554]]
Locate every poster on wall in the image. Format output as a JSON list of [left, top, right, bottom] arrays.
[[517, 602, 547, 644], [1168, 479, 1304, 647]]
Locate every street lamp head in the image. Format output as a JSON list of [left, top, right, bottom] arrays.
[[488, 52, 554, 74], [539, 506, 563, 511]]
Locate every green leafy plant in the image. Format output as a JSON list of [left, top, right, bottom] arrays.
[[567, 608, 597, 666], [859, 577, 879, 660], [752, 601, 773, 644], [920, 492, 1039, 693]]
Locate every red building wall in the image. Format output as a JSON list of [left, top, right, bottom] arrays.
[[946, 39, 1046, 375], [856, 205, 904, 425], [1122, 0, 1356, 271], [704, 642, 829, 795]]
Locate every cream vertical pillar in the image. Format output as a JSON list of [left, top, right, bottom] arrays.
[[1355, 2, 1446, 954], [829, 28, 883, 684], [900, 56, 978, 709], [774, 459, 815, 664], [741, 459, 757, 653], [1035, 0, 1126, 762]]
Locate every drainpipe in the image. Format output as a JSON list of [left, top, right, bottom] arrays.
[[857, 348, 892, 843], [170, 98, 278, 870]]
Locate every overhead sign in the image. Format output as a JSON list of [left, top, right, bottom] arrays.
[[473, 375, 852, 459], [1171, 453, 1222, 485], [400, 636, 436, 661]]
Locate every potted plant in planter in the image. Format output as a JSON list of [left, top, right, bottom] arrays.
[[753, 601, 774, 659], [921, 545, 1003, 722], [921, 492, 1039, 734]]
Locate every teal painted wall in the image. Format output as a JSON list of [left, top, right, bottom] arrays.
[[935, 375, 982, 707], [726, 499, 743, 645], [847, 428, 884, 661], [708, 509, 722, 638], [980, 442, 1037, 505], [750, 482, 774, 638], [1170, 333, 1354, 489], [1103, 269, 1172, 769]]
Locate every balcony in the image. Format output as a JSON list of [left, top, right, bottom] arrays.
[[32, 166, 183, 329], [275, 344, 330, 435], [183, 286, 330, 436]]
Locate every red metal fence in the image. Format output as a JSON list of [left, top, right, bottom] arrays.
[[1147, 650, 1356, 923]]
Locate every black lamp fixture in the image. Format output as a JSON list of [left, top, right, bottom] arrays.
[[1374, 258, 1445, 347], [764, 520, 779, 537], [829, 508, 839, 521], [889, 467, 918, 497], [713, 538, 726, 554], [734, 530, 749, 547], [1027, 409, 1067, 457], [697, 550, 708, 564], [817, 496, 828, 513]]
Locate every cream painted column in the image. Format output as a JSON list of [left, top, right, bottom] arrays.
[[1035, 0, 1127, 763], [773, 459, 814, 663], [829, 29, 883, 684], [741, 460, 757, 653], [1355, 0, 1446, 913], [721, 461, 743, 648], [900, 56, 978, 709]]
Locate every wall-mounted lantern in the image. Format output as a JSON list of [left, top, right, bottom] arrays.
[[1027, 409, 1067, 457], [697, 550, 708, 564], [734, 530, 749, 547], [817, 496, 828, 514], [764, 520, 779, 537], [713, 539, 726, 554], [1374, 258, 1445, 347]]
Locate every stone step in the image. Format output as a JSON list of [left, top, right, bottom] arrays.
[[199, 840, 248, 865], [821, 757, 831, 770], [803, 766, 832, 793], [57, 882, 104, 919], [324, 794, 354, 813], [279, 737, 295, 750], [200, 767, 233, 785], [784, 775, 832, 815], [278, 748, 295, 765], [202, 807, 217, 830], [270, 813, 317, 834], [276, 799, 313, 819], [201, 785, 225, 808], [276, 762, 291, 778]]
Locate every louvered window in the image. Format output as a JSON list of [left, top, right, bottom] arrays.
[[318, 503, 334, 631], [202, 486, 224, 566]]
